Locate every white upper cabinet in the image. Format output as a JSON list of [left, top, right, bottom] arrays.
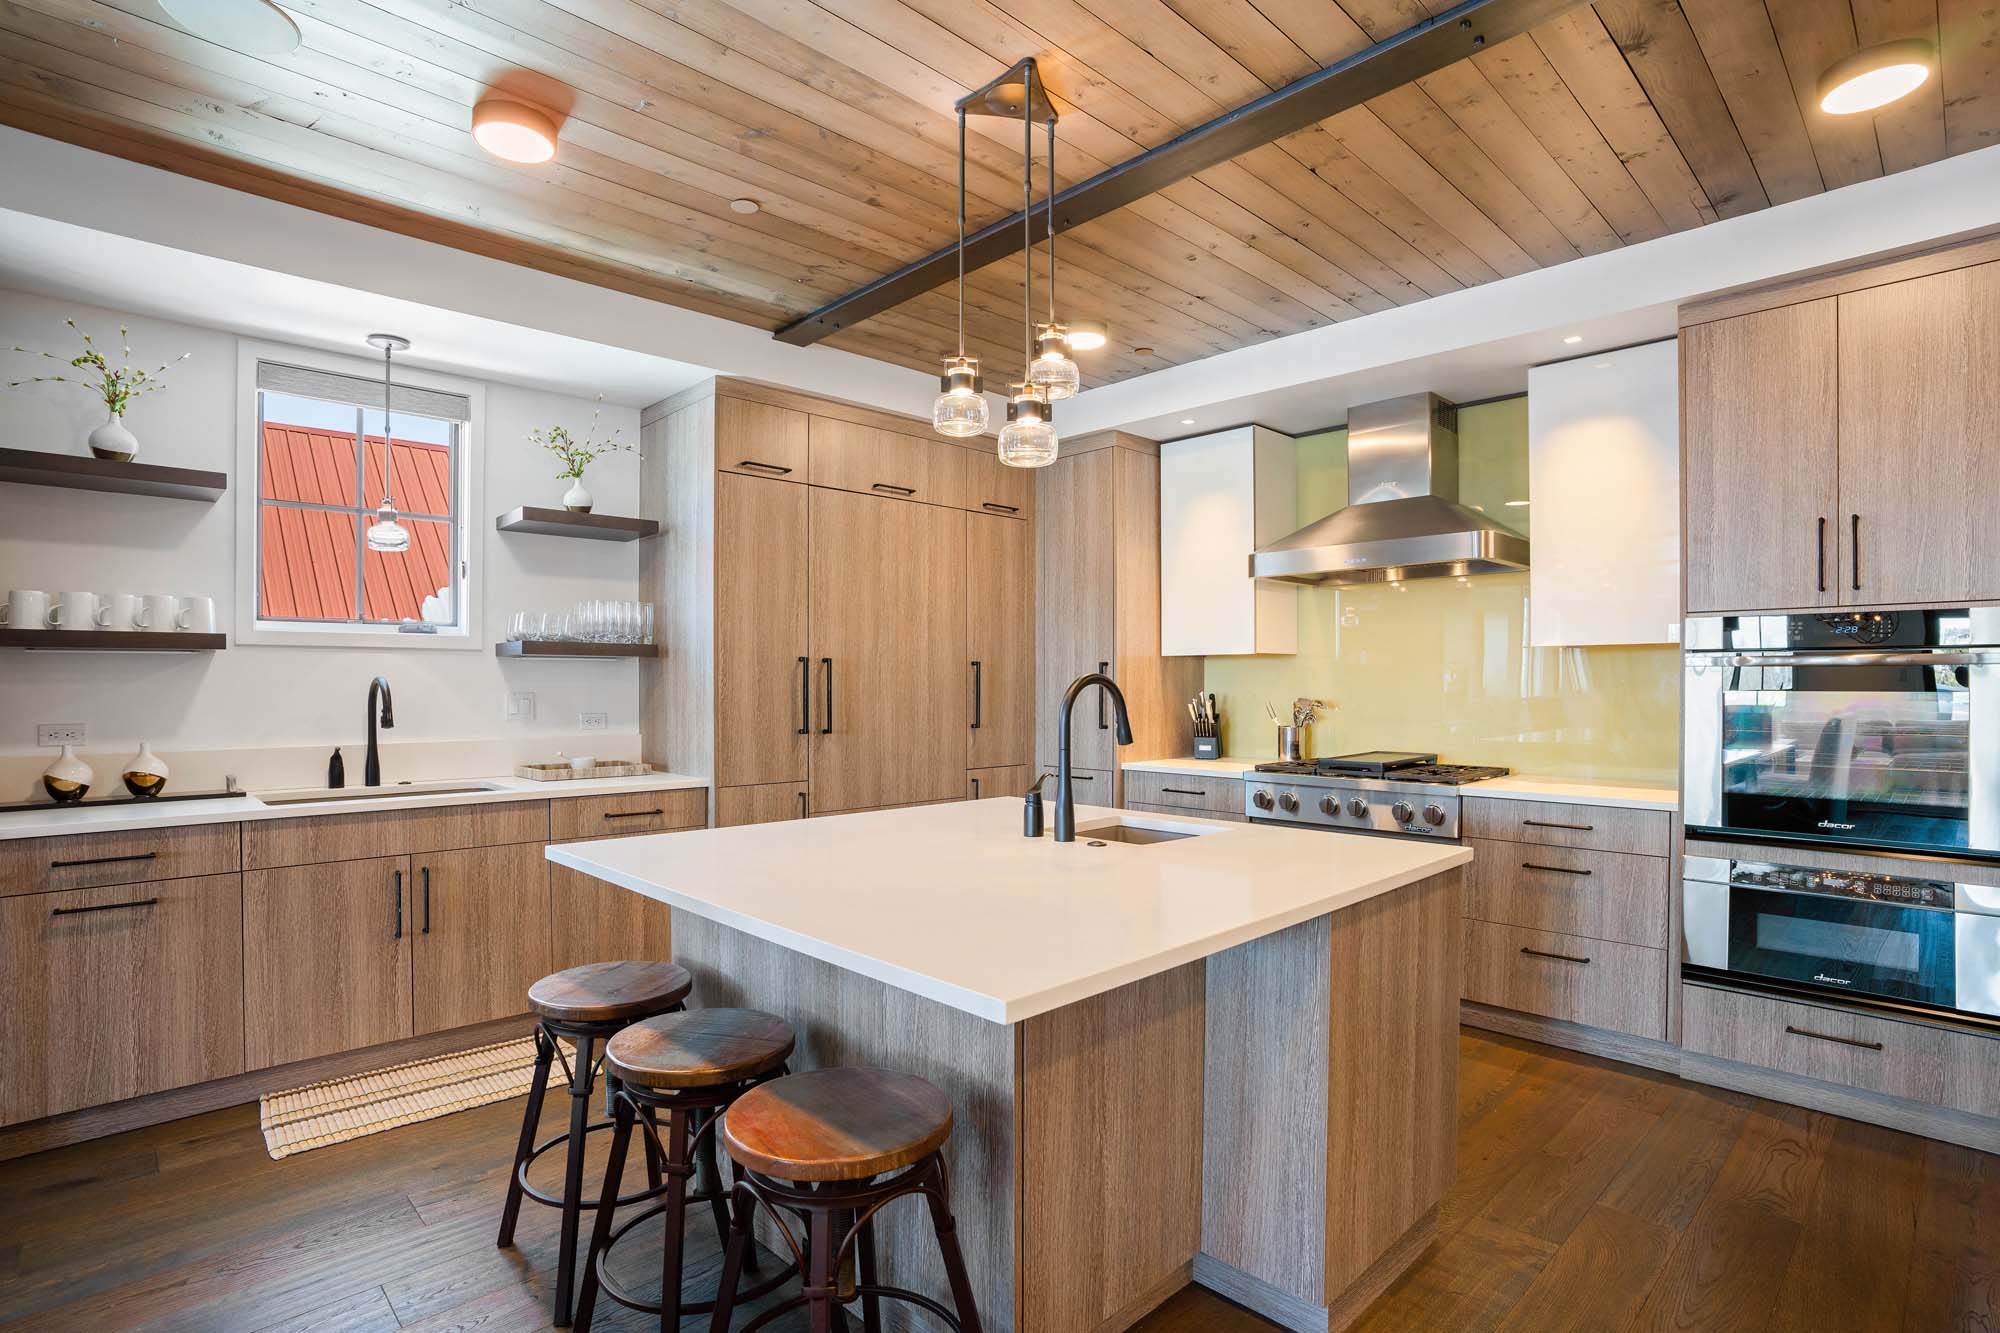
[[1159, 425, 1297, 657], [1527, 341, 1681, 646]]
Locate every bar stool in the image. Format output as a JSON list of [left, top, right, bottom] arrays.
[[573, 1008, 799, 1332], [496, 959, 693, 1327], [708, 1067, 984, 1333]]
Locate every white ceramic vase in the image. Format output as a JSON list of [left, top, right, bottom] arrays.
[[43, 744, 93, 804], [561, 476, 593, 513], [121, 741, 169, 798], [89, 413, 139, 462]]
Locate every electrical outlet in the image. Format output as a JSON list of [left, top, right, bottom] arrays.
[[578, 712, 608, 731], [505, 691, 536, 722], [37, 723, 86, 747]]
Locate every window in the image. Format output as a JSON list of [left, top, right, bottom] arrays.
[[250, 359, 472, 635]]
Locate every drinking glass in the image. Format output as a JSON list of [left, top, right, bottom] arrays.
[[641, 602, 655, 645]]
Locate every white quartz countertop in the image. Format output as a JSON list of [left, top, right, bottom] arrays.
[[547, 798, 1470, 1025], [1121, 757, 1678, 811], [0, 771, 708, 841]]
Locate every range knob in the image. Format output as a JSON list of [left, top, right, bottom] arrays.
[[1319, 795, 1341, 816], [1251, 789, 1275, 811], [1277, 791, 1300, 813], [1391, 800, 1416, 824], [1346, 796, 1369, 818], [1423, 803, 1448, 827]]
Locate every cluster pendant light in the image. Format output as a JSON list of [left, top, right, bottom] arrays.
[[365, 333, 412, 555]]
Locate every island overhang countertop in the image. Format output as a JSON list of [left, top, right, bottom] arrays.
[[546, 797, 1471, 1024]]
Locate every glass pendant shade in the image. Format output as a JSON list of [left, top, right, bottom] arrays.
[[932, 355, 989, 437], [997, 385, 1058, 469], [364, 331, 412, 554], [1027, 324, 1080, 400], [366, 500, 411, 553]]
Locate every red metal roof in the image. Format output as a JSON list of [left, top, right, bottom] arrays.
[[259, 425, 453, 623]]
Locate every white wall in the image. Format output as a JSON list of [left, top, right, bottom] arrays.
[[0, 287, 650, 794]]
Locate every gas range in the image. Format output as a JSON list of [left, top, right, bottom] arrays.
[[1243, 752, 1510, 838]]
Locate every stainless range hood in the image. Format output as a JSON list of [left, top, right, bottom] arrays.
[[1249, 391, 1529, 586]]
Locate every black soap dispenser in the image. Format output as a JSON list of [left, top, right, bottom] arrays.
[[327, 747, 345, 789], [1023, 772, 1052, 838]]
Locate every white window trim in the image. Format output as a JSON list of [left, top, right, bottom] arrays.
[[234, 338, 486, 651]]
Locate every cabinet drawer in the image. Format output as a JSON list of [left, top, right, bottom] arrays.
[[1040, 765, 1115, 803], [717, 783, 807, 828], [808, 416, 936, 502], [935, 443, 1034, 519], [1460, 797, 1671, 857], [1, 873, 245, 1125], [417, 800, 548, 852], [1461, 839, 1670, 948], [1681, 984, 2000, 1119], [716, 396, 809, 480], [1121, 770, 1244, 815], [968, 766, 1031, 802], [552, 789, 707, 840], [1126, 801, 1247, 824], [1460, 919, 1666, 1040], [1, 822, 241, 897], [244, 800, 550, 870]]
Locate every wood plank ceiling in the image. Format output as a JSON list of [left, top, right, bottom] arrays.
[[0, 0, 1996, 388]]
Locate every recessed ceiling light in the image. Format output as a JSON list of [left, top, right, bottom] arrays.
[[1180, 417, 1196, 425], [1133, 346, 1155, 357], [158, 0, 299, 54], [1819, 39, 1935, 115], [472, 98, 557, 164], [1562, 334, 1583, 345], [1505, 499, 1530, 507], [1067, 319, 1108, 351], [729, 198, 760, 215]]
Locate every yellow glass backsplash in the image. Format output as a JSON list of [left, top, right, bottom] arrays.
[[1202, 398, 1681, 783]]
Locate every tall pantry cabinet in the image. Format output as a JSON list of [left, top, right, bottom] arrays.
[[641, 379, 1033, 825]]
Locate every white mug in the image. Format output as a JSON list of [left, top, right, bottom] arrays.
[[48, 591, 98, 631], [0, 588, 50, 629], [175, 595, 217, 634], [95, 592, 141, 632], [135, 593, 177, 631]]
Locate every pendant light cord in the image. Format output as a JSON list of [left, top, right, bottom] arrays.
[[1046, 117, 1057, 324], [956, 108, 967, 360], [381, 341, 395, 509], [1022, 61, 1034, 383]]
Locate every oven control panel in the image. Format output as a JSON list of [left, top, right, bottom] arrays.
[[1244, 779, 1462, 838]]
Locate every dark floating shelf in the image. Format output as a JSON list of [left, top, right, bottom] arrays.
[[495, 640, 660, 659], [0, 787, 251, 815], [494, 506, 657, 542], [0, 447, 228, 502], [0, 629, 226, 652]]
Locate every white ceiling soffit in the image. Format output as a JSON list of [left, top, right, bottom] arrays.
[[0, 125, 939, 417], [1070, 141, 2000, 440]]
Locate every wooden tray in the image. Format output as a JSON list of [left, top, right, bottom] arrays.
[[513, 761, 653, 782]]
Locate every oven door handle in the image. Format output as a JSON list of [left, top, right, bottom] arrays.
[[1718, 651, 1997, 668]]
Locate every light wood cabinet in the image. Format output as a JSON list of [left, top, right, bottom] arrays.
[[550, 788, 705, 840], [1460, 796, 1672, 857], [715, 471, 810, 788], [1681, 299, 1839, 614], [1460, 838, 1670, 949], [0, 873, 245, 1126], [936, 441, 1034, 519], [717, 782, 810, 826], [967, 510, 1033, 771], [411, 843, 552, 1035], [1837, 261, 2000, 604], [244, 856, 414, 1069], [809, 487, 967, 813], [242, 799, 546, 870], [716, 395, 809, 480], [967, 765, 1030, 800], [807, 416, 935, 503], [0, 822, 240, 898], [549, 862, 672, 974], [1461, 918, 1667, 1041], [1121, 770, 1245, 816]]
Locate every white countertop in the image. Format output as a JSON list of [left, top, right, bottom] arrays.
[[0, 771, 708, 841], [1122, 757, 1678, 811], [548, 798, 1470, 1025]]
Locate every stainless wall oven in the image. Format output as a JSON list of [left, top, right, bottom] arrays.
[[1683, 854, 2000, 1024], [1684, 609, 2000, 860]]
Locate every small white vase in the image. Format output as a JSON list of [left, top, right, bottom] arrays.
[[43, 744, 93, 804], [121, 741, 169, 798], [561, 476, 592, 513], [89, 413, 138, 462]]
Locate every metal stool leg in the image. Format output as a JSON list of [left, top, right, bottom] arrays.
[[573, 1093, 635, 1333], [856, 1214, 883, 1333], [807, 1208, 837, 1333], [923, 1156, 983, 1333], [694, 1107, 733, 1248], [658, 1107, 695, 1331], [496, 1024, 556, 1248], [553, 1030, 598, 1327], [640, 1102, 665, 1192], [708, 1181, 758, 1333]]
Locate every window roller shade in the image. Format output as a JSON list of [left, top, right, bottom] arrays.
[[258, 360, 471, 423]]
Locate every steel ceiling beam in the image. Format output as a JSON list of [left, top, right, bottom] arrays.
[[774, 0, 1585, 348]]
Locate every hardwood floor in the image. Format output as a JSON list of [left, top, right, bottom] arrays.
[[0, 1029, 1991, 1331]]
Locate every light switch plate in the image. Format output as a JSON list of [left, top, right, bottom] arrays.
[[37, 723, 86, 747], [505, 691, 536, 721], [578, 712, 608, 731]]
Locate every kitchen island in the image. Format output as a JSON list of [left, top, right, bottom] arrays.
[[548, 799, 1470, 1333]]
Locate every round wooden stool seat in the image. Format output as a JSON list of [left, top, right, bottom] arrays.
[[526, 960, 692, 1025], [604, 1008, 795, 1090], [721, 1067, 953, 1182]]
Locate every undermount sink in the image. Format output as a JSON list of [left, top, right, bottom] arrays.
[[257, 781, 506, 806], [1073, 817, 1220, 846]]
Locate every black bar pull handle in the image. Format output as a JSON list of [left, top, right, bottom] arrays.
[[1523, 819, 1594, 832], [737, 459, 792, 475], [50, 850, 158, 870], [821, 658, 834, 734], [797, 655, 810, 736], [51, 897, 158, 918], [971, 777, 981, 799], [1521, 862, 1593, 877], [393, 869, 403, 941], [1786, 1025, 1882, 1051], [1520, 946, 1591, 964], [981, 502, 1020, 514], [1816, 517, 1827, 594], [421, 866, 431, 935], [1098, 661, 1110, 730], [603, 808, 664, 820], [797, 790, 808, 819], [970, 660, 983, 730], [1161, 787, 1206, 797], [1851, 513, 1861, 590], [871, 482, 916, 496]]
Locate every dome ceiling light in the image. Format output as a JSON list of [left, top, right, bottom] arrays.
[[472, 98, 558, 164], [1066, 319, 1108, 351], [1818, 38, 1935, 115], [157, 0, 300, 55]]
